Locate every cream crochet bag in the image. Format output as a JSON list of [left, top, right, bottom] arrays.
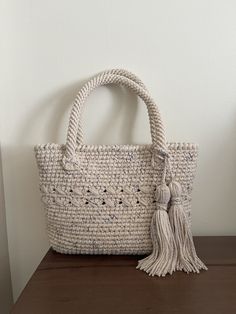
[[35, 69, 207, 276]]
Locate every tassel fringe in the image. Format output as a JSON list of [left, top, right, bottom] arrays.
[[168, 180, 207, 273], [137, 183, 177, 276]]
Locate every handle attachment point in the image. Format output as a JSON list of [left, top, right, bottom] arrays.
[[62, 155, 80, 171]]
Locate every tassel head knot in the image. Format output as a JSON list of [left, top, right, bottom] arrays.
[[169, 180, 182, 198], [155, 184, 171, 208], [171, 197, 182, 205], [169, 181, 183, 206]]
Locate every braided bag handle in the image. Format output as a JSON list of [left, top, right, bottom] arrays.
[[63, 73, 167, 170], [76, 69, 148, 144], [97, 68, 147, 90]]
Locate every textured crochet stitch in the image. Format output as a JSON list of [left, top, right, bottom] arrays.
[[34, 69, 198, 256]]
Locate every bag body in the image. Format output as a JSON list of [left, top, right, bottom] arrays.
[[35, 142, 198, 255], [35, 69, 206, 276]]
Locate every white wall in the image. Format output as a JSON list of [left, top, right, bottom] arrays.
[[1, 0, 236, 301], [0, 147, 13, 314]]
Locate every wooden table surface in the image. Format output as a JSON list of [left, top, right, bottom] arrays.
[[12, 237, 236, 314]]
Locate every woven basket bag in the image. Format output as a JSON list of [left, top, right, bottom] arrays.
[[35, 69, 207, 276]]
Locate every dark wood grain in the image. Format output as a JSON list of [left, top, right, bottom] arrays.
[[12, 237, 236, 314]]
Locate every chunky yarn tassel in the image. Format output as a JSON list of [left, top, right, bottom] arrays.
[[137, 183, 177, 276], [168, 180, 207, 273]]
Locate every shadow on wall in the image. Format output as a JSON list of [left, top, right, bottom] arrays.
[[0, 145, 13, 314], [21, 79, 140, 146], [192, 107, 236, 236], [5, 77, 140, 300]]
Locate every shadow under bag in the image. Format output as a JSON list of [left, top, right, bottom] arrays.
[[34, 69, 207, 277]]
